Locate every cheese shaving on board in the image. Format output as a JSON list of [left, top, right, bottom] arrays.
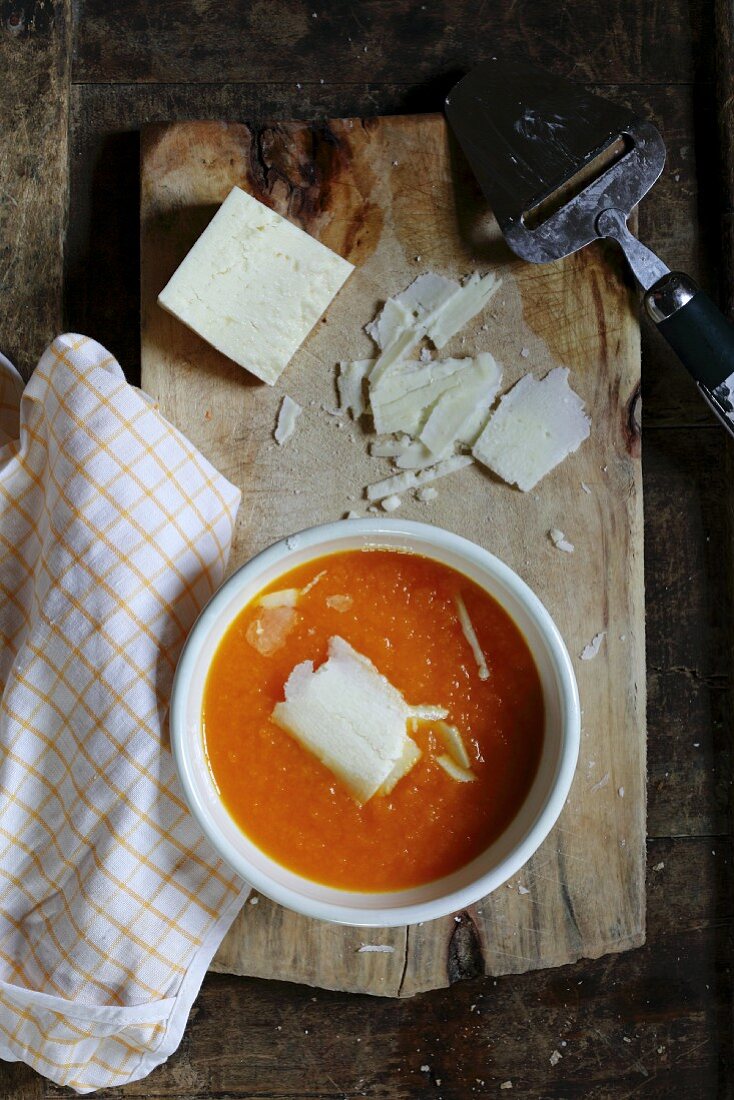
[[416, 486, 438, 502], [370, 357, 470, 435], [422, 272, 501, 349], [366, 454, 473, 502], [549, 529, 575, 554], [473, 368, 591, 491], [580, 631, 606, 661], [333, 271, 591, 507], [419, 352, 501, 455], [337, 359, 373, 419], [364, 297, 414, 350], [393, 271, 501, 350], [455, 594, 490, 681], [367, 271, 501, 387], [394, 440, 451, 470], [274, 395, 302, 445]]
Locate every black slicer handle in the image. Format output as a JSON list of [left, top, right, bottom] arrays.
[[645, 272, 734, 436]]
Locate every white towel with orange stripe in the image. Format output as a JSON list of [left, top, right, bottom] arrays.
[[0, 335, 249, 1092]]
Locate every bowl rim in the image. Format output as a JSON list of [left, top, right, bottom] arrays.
[[170, 517, 581, 926]]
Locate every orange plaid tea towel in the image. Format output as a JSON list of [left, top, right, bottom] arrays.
[[0, 335, 249, 1092]]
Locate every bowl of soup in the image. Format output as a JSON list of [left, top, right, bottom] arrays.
[[170, 518, 580, 926]]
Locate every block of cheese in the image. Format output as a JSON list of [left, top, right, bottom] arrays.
[[158, 186, 354, 384], [473, 367, 591, 491], [271, 636, 445, 804]]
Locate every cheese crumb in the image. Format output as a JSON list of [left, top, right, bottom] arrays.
[[274, 395, 302, 445], [549, 1050, 562, 1066], [381, 493, 402, 512], [549, 528, 575, 554], [416, 486, 439, 502], [326, 594, 353, 612]]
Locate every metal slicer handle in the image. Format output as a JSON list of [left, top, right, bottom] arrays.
[[596, 209, 734, 439], [645, 272, 734, 438]]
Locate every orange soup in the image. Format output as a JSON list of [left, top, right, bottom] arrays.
[[202, 549, 544, 892]]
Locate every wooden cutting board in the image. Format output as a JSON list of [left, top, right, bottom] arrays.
[[140, 116, 646, 997]]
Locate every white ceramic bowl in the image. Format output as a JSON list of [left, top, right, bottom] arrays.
[[170, 518, 580, 927]]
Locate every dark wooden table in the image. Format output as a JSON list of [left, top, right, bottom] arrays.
[[1, 1, 732, 1096]]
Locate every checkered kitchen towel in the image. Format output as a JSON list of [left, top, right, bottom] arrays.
[[0, 334, 248, 1092]]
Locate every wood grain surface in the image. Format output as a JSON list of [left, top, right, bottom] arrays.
[[140, 115, 646, 996], [0, 0, 70, 378], [74, 0, 712, 87]]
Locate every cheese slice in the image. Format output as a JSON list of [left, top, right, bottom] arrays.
[[272, 636, 439, 804], [421, 272, 501, 349], [365, 297, 414, 350], [473, 367, 591, 491], [419, 352, 502, 456], [158, 186, 353, 385], [370, 357, 473, 435]]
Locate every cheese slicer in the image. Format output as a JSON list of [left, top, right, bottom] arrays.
[[445, 58, 734, 436]]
